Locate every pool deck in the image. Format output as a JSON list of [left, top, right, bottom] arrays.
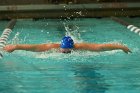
[[0, 3, 140, 19]]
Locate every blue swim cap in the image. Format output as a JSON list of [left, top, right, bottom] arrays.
[[60, 36, 74, 49]]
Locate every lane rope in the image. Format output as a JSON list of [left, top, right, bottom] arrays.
[[127, 25, 140, 35], [0, 28, 12, 58], [111, 17, 140, 36]]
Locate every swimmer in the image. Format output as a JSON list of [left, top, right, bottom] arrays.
[[3, 36, 131, 54]]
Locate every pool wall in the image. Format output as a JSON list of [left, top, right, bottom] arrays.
[[0, 1, 140, 19]]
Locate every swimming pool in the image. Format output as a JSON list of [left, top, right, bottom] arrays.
[[0, 17, 140, 93]]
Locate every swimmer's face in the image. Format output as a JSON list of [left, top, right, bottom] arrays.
[[60, 48, 71, 53]]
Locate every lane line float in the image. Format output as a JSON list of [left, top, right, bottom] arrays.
[[0, 19, 16, 58]]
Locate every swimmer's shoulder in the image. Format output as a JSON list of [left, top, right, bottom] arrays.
[[74, 43, 85, 49]]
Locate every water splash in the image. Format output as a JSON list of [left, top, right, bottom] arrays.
[[12, 32, 20, 44], [63, 22, 83, 43], [34, 50, 121, 60]]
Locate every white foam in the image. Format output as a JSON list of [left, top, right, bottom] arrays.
[[34, 50, 120, 59], [12, 32, 20, 44]]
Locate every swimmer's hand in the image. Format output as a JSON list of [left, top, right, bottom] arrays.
[[122, 47, 132, 54], [3, 45, 16, 53]]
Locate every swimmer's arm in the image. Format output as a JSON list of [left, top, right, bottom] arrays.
[[74, 43, 132, 54], [4, 44, 60, 52]]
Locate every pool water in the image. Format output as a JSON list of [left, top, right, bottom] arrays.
[[0, 18, 140, 93]]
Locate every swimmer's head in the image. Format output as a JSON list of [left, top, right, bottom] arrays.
[[60, 36, 74, 53]]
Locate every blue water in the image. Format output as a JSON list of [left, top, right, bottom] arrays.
[[0, 18, 140, 93]]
